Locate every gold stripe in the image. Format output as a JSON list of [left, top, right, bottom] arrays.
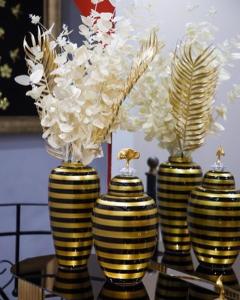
[[157, 192, 188, 200], [162, 236, 190, 242], [96, 250, 153, 260], [56, 249, 91, 257], [207, 172, 234, 178], [92, 216, 157, 227], [159, 168, 202, 175], [50, 174, 99, 181], [49, 192, 99, 200], [164, 244, 190, 251], [188, 206, 240, 216], [193, 246, 238, 256], [104, 271, 145, 280], [160, 226, 189, 235], [53, 168, 95, 174], [159, 183, 199, 191], [203, 178, 234, 184], [109, 185, 143, 191], [109, 192, 143, 197], [51, 221, 91, 228], [158, 175, 202, 183], [188, 216, 240, 227], [50, 212, 92, 219], [49, 183, 99, 190], [54, 240, 92, 247], [93, 228, 157, 238], [189, 227, 240, 237], [94, 240, 156, 250], [160, 219, 187, 226], [159, 209, 187, 217], [94, 207, 157, 217], [49, 202, 94, 209], [195, 255, 236, 265], [111, 178, 141, 184], [102, 289, 146, 299], [190, 197, 240, 207], [192, 190, 240, 199], [192, 237, 240, 247], [97, 199, 154, 207], [55, 282, 91, 289], [57, 259, 88, 266], [99, 261, 149, 270], [53, 232, 92, 238]]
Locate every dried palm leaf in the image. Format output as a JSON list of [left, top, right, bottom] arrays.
[[169, 43, 218, 154], [23, 27, 57, 117], [93, 30, 162, 145]]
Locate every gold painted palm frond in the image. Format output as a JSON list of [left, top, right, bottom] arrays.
[[93, 30, 162, 145], [23, 27, 57, 116], [169, 43, 218, 154]]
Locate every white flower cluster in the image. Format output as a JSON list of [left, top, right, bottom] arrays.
[[22, 12, 143, 165], [123, 20, 240, 155]]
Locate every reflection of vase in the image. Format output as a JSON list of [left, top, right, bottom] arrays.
[[93, 175, 158, 285], [155, 273, 189, 300], [161, 251, 193, 272], [188, 170, 240, 269], [49, 162, 100, 269], [156, 252, 193, 300], [54, 267, 94, 300], [98, 281, 149, 300], [189, 266, 238, 300], [158, 156, 202, 253]]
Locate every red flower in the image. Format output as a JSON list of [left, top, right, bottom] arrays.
[[74, 0, 115, 16]]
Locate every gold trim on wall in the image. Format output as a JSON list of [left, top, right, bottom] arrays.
[[0, 0, 61, 134]]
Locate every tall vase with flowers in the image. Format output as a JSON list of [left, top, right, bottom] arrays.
[[122, 8, 240, 253], [15, 7, 161, 268]]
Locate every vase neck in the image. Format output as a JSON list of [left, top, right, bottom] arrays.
[[169, 156, 192, 163], [62, 162, 84, 168]]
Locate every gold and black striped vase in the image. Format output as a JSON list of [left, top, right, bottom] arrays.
[[188, 169, 240, 270], [49, 162, 100, 269], [92, 175, 158, 285], [53, 268, 94, 300], [157, 156, 202, 254]]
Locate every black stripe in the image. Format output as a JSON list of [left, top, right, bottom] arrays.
[[49, 188, 100, 194], [98, 256, 150, 264], [50, 216, 92, 223], [93, 212, 158, 221], [94, 245, 155, 254], [55, 245, 92, 251], [53, 236, 91, 242], [56, 254, 90, 261], [188, 211, 240, 221], [189, 222, 240, 232], [188, 202, 240, 211], [96, 204, 156, 212], [93, 223, 157, 232], [49, 179, 99, 185], [93, 235, 156, 244], [52, 227, 92, 233]]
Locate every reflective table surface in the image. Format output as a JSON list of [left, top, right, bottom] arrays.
[[11, 253, 240, 300]]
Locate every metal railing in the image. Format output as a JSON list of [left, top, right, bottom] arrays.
[[0, 203, 51, 299]]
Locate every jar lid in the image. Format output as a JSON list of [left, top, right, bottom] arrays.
[[108, 148, 144, 197], [109, 176, 144, 197], [202, 147, 235, 190]]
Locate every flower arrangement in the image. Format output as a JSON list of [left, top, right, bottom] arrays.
[[122, 6, 240, 157], [15, 9, 161, 165]]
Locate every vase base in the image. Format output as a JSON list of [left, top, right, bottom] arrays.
[[57, 264, 88, 271]]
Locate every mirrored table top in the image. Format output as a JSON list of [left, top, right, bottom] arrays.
[[11, 253, 240, 300]]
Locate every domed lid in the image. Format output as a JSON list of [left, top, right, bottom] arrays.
[[108, 148, 144, 197], [202, 147, 235, 190]]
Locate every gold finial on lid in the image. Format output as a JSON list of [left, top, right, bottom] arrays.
[[215, 275, 225, 300], [216, 146, 225, 165], [118, 148, 140, 170]]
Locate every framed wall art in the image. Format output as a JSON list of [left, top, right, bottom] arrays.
[[0, 0, 61, 133]]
